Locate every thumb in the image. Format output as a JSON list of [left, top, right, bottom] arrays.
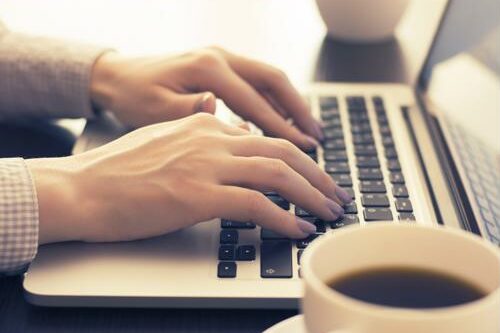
[[171, 92, 216, 116]]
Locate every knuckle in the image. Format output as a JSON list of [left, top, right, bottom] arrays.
[[191, 50, 225, 71], [190, 112, 219, 126], [273, 138, 299, 160], [268, 159, 290, 182], [270, 67, 289, 84]]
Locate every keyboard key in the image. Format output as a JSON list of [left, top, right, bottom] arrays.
[[360, 181, 386, 193], [307, 152, 318, 162], [330, 214, 359, 229], [385, 147, 398, 159], [218, 262, 237, 278], [314, 219, 327, 233], [321, 110, 340, 120], [322, 118, 342, 129], [392, 185, 409, 198], [354, 145, 378, 156], [324, 151, 348, 162], [320, 96, 338, 109], [237, 245, 256, 261], [379, 125, 391, 136], [219, 245, 235, 260], [346, 96, 366, 110], [261, 229, 287, 240], [372, 96, 384, 107], [296, 234, 320, 249], [387, 159, 401, 171], [359, 168, 383, 181], [389, 172, 405, 184], [323, 128, 344, 139], [220, 230, 238, 244], [221, 220, 256, 229], [344, 202, 358, 214], [395, 199, 413, 212], [267, 195, 290, 210], [349, 113, 369, 122], [361, 194, 390, 207], [297, 249, 304, 265], [342, 187, 355, 200], [261, 241, 292, 278], [356, 156, 380, 168], [364, 208, 393, 221], [323, 139, 346, 150], [331, 174, 353, 187], [399, 213, 416, 221], [382, 136, 394, 147], [351, 124, 372, 134], [295, 207, 312, 217], [325, 162, 350, 174], [352, 133, 374, 145]]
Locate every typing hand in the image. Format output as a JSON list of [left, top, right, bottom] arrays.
[[90, 47, 322, 150], [27, 114, 351, 244]]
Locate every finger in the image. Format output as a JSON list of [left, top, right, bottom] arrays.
[[212, 185, 317, 239], [164, 91, 216, 118], [219, 156, 343, 221], [228, 135, 352, 205], [218, 51, 321, 140], [196, 64, 318, 151]]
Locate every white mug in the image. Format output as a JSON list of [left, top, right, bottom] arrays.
[[301, 223, 500, 333], [315, 0, 410, 43]]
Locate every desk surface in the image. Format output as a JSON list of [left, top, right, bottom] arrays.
[[0, 0, 443, 332]]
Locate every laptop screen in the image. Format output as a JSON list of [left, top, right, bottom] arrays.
[[420, 0, 500, 156]]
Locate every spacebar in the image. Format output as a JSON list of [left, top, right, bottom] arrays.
[[260, 241, 292, 278]]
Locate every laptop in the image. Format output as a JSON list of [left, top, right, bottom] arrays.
[[24, 0, 500, 308]]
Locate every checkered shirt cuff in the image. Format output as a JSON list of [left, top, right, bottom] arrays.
[[0, 158, 38, 274]]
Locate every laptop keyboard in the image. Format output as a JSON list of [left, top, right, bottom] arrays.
[[217, 95, 415, 279], [447, 119, 500, 245]]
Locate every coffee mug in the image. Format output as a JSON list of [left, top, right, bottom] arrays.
[[301, 223, 500, 333], [315, 0, 410, 43]]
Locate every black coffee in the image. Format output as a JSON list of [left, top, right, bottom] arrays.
[[328, 267, 486, 309]]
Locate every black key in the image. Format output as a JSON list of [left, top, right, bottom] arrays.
[[261, 229, 287, 240], [392, 185, 409, 198], [237, 245, 256, 261], [321, 109, 340, 120], [358, 168, 383, 181], [377, 115, 389, 125], [356, 156, 380, 168], [387, 159, 401, 171], [361, 194, 390, 207], [322, 117, 342, 129], [267, 195, 290, 210], [354, 145, 378, 156], [331, 174, 353, 187], [349, 113, 369, 122], [382, 136, 394, 147], [372, 96, 384, 107], [330, 214, 359, 229], [385, 147, 398, 159], [380, 125, 392, 136], [352, 133, 374, 145], [325, 162, 350, 174], [261, 241, 292, 278], [389, 172, 405, 184], [218, 245, 235, 260], [324, 151, 348, 162], [399, 213, 416, 221], [218, 262, 237, 278], [364, 208, 393, 221], [360, 180, 386, 193], [351, 123, 372, 134], [323, 128, 344, 139], [221, 220, 256, 229], [344, 202, 358, 214], [320, 97, 338, 110], [295, 207, 312, 217], [220, 230, 238, 244], [296, 234, 320, 249], [342, 187, 355, 200], [297, 249, 304, 265], [307, 152, 318, 162], [346, 96, 366, 110], [323, 139, 346, 150], [395, 198, 413, 212], [314, 219, 327, 233]]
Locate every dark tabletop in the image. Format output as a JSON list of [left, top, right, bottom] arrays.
[[0, 1, 440, 332]]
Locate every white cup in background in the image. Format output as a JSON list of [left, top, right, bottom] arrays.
[[315, 0, 410, 43], [301, 223, 500, 333]]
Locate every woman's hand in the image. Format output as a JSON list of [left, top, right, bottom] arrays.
[[27, 114, 351, 245], [90, 47, 323, 151]]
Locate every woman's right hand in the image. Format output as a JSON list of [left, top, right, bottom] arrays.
[[27, 113, 352, 245]]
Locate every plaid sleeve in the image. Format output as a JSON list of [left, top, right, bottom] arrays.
[[0, 158, 38, 274]]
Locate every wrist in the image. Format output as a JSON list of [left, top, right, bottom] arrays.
[[26, 157, 85, 244], [90, 51, 122, 111]]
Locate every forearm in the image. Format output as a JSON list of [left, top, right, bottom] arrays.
[[0, 22, 111, 120]]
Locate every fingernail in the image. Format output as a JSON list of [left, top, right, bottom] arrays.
[[326, 198, 344, 217], [336, 187, 353, 204], [195, 92, 215, 113], [296, 217, 317, 234], [305, 135, 319, 148]]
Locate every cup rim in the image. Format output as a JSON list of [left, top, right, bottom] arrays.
[[301, 223, 500, 319]]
